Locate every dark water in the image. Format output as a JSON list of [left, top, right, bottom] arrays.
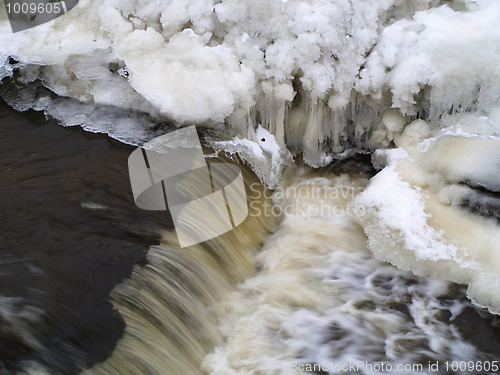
[[0, 100, 172, 374]]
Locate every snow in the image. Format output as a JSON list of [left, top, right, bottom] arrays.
[[1, 0, 499, 171], [353, 120, 500, 314], [210, 125, 292, 188]]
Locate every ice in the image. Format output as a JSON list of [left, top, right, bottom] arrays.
[[1, 0, 499, 177], [209, 125, 293, 188], [353, 119, 500, 314], [0, 81, 169, 145], [352, 165, 465, 265], [115, 28, 256, 123]]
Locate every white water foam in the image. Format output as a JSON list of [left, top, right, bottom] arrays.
[[201, 168, 486, 374]]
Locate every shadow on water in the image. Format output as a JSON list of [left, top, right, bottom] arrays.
[[0, 100, 173, 374]]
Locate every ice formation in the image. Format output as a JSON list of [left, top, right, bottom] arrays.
[[352, 113, 500, 314], [1, 0, 499, 185]]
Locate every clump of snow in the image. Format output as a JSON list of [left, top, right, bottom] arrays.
[[210, 125, 292, 188], [357, 0, 500, 118], [353, 117, 500, 314], [352, 161, 474, 281], [115, 28, 256, 123]]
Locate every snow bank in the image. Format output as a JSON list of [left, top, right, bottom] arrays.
[[1, 0, 500, 181]]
